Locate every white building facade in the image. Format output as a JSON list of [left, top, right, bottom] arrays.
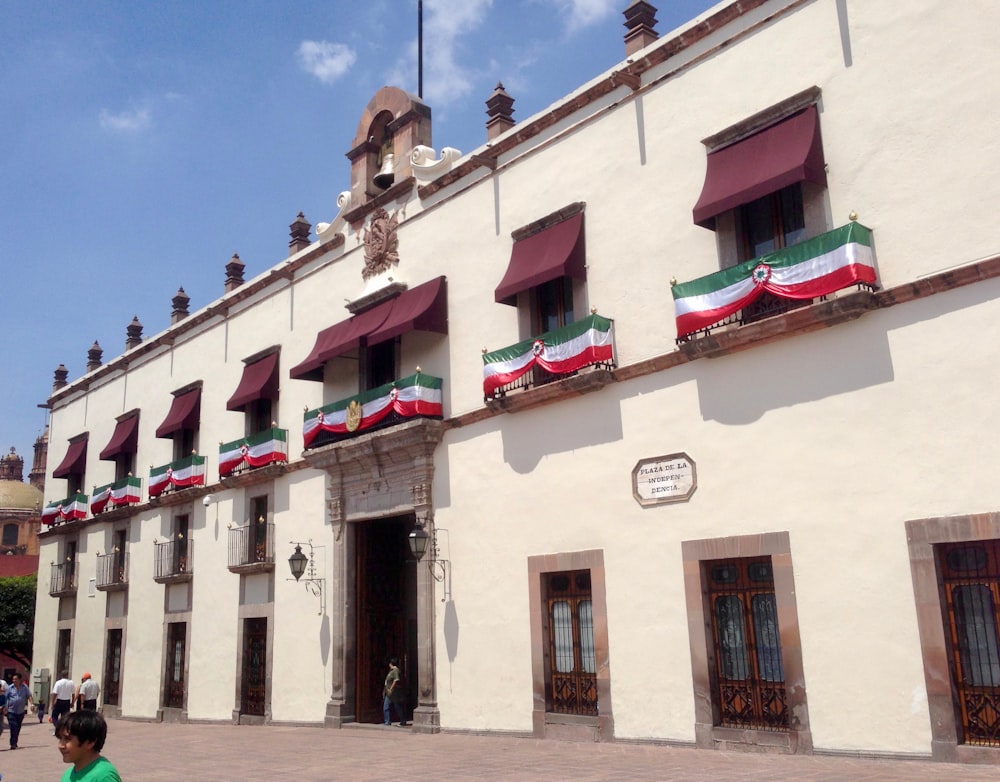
[[32, 0, 1000, 765]]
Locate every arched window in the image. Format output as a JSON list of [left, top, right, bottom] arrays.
[[1, 522, 18, 546]]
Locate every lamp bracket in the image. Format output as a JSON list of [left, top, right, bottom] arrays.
[[288, 539, 326, 615]]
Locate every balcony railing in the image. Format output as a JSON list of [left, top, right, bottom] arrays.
[[49, 559, 77, 596], [149, 454, 206, 498], [219, 428, 288, 478], [154, 539, 192, 582], [672, 221, 878, 342], [91, 476, 142, 515], [303, 372, 443, 449], [227, 522, 275, 572], [41, 493, 89, 527], [96, 551, 129, 591], [483, 313, 616, 401]]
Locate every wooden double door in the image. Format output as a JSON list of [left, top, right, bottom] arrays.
[[354, 516, 417, 724]]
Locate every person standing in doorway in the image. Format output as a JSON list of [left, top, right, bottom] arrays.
[[76, 673, 100, 711], [50, 671, 75, 731], [4, 672, 34, 750], [382, 657, 407, 727]]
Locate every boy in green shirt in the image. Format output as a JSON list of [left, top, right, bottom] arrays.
[[56, 710, 122, 781]]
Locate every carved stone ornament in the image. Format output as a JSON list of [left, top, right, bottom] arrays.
[[362, 207, 400, 281]]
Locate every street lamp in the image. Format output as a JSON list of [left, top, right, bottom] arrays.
[[287, 540, 325, 615], [407, 523, 451, 602]]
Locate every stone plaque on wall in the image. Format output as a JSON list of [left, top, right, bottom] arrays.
[[632, 452, 696, 507]]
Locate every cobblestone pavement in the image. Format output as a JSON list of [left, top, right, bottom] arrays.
[[1, 718, 997, 781]]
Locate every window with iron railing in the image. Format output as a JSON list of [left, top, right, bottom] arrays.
[[96, 550, 128, 590], [228, 522, 274, 570], [154, 538, 191, 580]]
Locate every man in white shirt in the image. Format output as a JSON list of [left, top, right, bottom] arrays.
[[76, 672, 101, 710], [49, 671, 75, 730]]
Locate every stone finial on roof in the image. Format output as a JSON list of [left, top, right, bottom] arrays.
[[225, 252, 245, 293], [486, 82, 515, 141], [171, 287, 190, 325], [126, 316, 143, 350], [86, 341, 103, 373], [52, 364, 69, 392], [624, 0, 659, 56], [289, 212, 312, 256]]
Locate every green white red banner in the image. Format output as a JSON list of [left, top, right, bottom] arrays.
[[672, 222, 877, 338], [303, 373, 443, 447], [149, 455, 206, 497], [42, 494, 89, 525], [482, 313, 615, 398], [91, 477, 142, 514], [219, 428, 288, 476]]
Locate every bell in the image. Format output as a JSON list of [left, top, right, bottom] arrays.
[[373, 153, 396, 190]]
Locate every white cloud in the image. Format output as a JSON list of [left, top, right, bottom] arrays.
[[552, 0, 618, 35], [391, 0, 493, 107], [297, 40, 357, 85], [99, 106, 152, 133]]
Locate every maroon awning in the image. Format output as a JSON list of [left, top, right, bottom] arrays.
[[99, 413, 140, 460], [692, 105, 826, 229], [289, 303, 393, 382], [494, 212, 586, 306], [227, 352, 280, 412], [368, 276, 448, 345], [52, 436, 88, 479], [155, 387, 201, 438]]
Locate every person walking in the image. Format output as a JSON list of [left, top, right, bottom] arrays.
[[76, 673, 100, 711], [50, 671, 75, 731], [382, 657, 407, 727], [4, 671, 34, 750], [0, 677, 7, 740], [56, 710, 121, 781]]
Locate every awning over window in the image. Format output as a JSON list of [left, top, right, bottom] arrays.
[[494, 212, 586, 306], [290, 277, 449, 382], [99, 413, 140, 460], [692, 105, 826, 229], [155, 387, 201, 438], [52, 436, 88, 479], [368, 276, 448, 345], [227, 352, 280, 412], [289, 304, 393, 382]]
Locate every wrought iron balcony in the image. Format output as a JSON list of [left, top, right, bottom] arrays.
[[483, 313, 617, 401], [672, 221, 878, 342], [227, 521, 275, 573], [219, 427, 288, 478], [49, 558, 77, 597], [91, 476, 142, 515], [149, 454, 206, 498], [96, 551, 129, 591], [303, 372, 443, 449], [154, 538, 192, 583]]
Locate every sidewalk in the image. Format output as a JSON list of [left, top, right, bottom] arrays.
[[2, 718, 997, 781]]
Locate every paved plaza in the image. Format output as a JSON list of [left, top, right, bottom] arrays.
[[1, 718, 998, 781]]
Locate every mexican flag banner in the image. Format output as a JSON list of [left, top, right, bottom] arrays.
[[42, 501, 61, 525], [91, 484, 113, 515], [149, 455, 206, 497], [482, 313, 615, 398], [111, 477, 142, 507], [59, 493, 88, 521], [303, 373, 443, 447], [219, 428, 288, 477], [672, 222, 877, 339]]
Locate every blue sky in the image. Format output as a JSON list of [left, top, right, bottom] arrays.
[[0, 0, 718, 475]]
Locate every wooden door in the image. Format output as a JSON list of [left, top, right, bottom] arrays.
[[355, 518, 411, 723], [241, 618, 267, 716], [706, 556, 787, 730], [940, 540, 1000, 746], [103, 629, 122, 706]]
